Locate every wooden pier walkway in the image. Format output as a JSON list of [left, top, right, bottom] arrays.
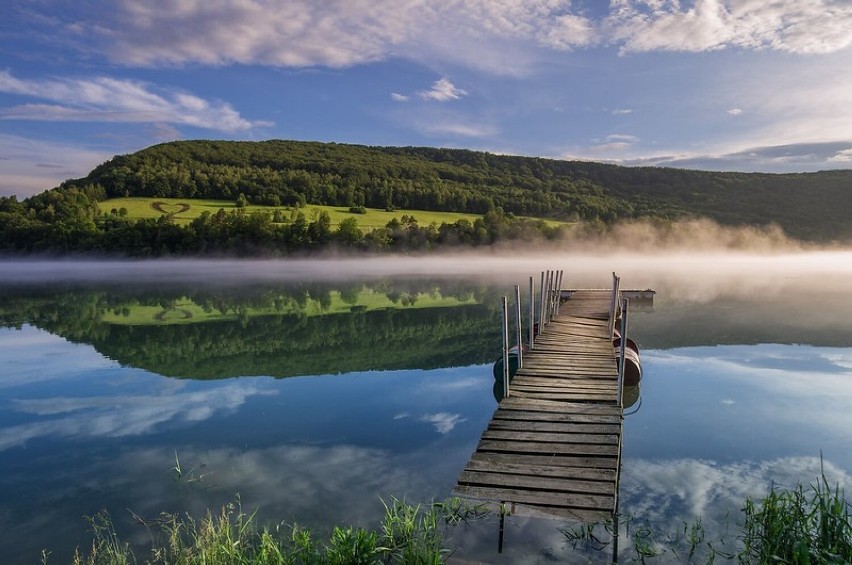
[[454, 289, 623, 522]]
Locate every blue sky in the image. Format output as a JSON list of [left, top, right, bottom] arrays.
[[2, 0, 851, 198]]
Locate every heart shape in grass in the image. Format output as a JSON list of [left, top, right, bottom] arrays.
[[151, 202, 191, 215]]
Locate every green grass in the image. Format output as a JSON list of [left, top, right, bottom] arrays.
[[65, 497, 485, 565], [98, 197, 489, 230], [559, 467, 852, 563], [740, 473, 852, 563], [99, 289, 479, 326], [51, 472, 852, 564]]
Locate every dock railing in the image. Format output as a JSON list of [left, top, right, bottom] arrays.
[[500, 268, 566, 398]]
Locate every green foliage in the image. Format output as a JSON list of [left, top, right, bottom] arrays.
[[63, 497, 464, 565], [5, 139, 852, 254], [739, 474, 852, 563], [0, 283, 503, 379]]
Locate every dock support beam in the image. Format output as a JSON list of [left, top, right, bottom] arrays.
[[501, 296, 510, 397], [514, 285, 523, 368], [528, 276, 535, 350]]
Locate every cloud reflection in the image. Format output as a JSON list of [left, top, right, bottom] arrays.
[[620, 455, 852, 537], [419, 412, 467, 434], [0, 382, 276, 451]]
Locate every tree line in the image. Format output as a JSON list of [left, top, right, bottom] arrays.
[[0, 183, 563, 255], [0, 284, 503, 378], [2, 139, 852, 254]]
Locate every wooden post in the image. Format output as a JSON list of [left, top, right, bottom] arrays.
[[617, 297, 628, 409], [514, 284, 523, 368], [501, 296, 510, 398], [547, 271, 556, 321], [555, 270, 564, 315], [609, 272, 621, 335], [539, 271, 546, 330], [528, 276, 535, 350]]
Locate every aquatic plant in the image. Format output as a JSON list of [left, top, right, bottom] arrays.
[[739, 473, 851, 563], [63, 497, 483, 565]]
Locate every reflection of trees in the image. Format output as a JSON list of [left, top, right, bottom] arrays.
[[0, 281, 503, 379]]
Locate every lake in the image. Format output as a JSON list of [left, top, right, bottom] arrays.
[[1, 253, 851, 563]]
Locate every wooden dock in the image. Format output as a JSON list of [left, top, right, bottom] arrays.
[[454, 289, 623, 522]]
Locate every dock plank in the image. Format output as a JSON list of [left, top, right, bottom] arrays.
[[453, 288, 625, 522]]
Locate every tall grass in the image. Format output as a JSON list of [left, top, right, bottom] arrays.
[[66, 497, 484, 565], [740, 473, 852, 563], [561, 471, 851, 563], [59, 472, 852, 564]]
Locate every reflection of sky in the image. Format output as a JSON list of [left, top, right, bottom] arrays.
[[612, 343, 852, 560], [5, 325, 852, 562], [0, 325, 497, 563], [625, 345, 852, 467]]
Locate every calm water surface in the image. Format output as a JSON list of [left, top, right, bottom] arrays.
[[1, 257, 851, 563]]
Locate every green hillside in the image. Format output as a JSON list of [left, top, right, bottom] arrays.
[[2, 139, 852, 255], [76, 140, 852, 240]]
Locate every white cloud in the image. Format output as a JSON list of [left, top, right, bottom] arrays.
[[422, 121, 498, 138], [727, 107, 743, 115], [419, 78, 467, 102], [828, 148, 852, 163], [605, 133, 640, 143], [41, 0, 850, 76], [0, 134, 112, 197], [64, 0, 595, 75], [419, 412, 466, 434], [620, 455, 852, 541], [611, 108, 633, 115], [607, 0, 852, 55], [391, 92, 409, 102], [0, 70, 264, 132], [0, 381, 276, 451]]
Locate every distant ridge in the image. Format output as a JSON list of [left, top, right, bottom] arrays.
[[62, 139, 852, 241]]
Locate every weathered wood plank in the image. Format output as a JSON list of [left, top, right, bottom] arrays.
[[489, 419, 621, 434], [453, 485, 615, 512], [476, 439, 619, 456], [458, 470, 614, 495], [492, 410, 622, 425], [481, 429, 620, 445], [466, 451, 619, 470], [498, 396, 621, 414], [464, 453, 618, 480]]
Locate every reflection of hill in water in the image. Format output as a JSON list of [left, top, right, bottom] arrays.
[[630, 293, 852, 349], [96, 305, 499, 378], [0, 284, 502, 379]]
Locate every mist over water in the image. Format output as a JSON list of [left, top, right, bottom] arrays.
[[2, 248, 851, 299], [2, 244, 852, 563]]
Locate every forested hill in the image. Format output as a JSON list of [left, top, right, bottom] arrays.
[[3, 140, 852, 255], [69, 140, 852, 241]]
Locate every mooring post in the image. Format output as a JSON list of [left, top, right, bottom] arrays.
[[555, 269, 564, 315], [501, 296, 510, 398], [617, 297, 628, 409], [547, 271, 556, 322], [539, 271, 546, 329], [528, 276, 535, 350], [609, 272, 620, 335], [514, 284, 523, 368]]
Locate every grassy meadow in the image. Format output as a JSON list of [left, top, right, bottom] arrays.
[[99, 197, 492, 230], [100, 289, 479, 326]]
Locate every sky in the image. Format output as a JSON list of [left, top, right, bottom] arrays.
[[1, 0, 852, 199]]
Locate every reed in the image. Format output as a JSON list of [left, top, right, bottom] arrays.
[[63, 497, 482, 565], [739, 472, 852, 563]]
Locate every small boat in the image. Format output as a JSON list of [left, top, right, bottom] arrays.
[[492, 345, 525, 381], [613, 334, 642, 387]]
